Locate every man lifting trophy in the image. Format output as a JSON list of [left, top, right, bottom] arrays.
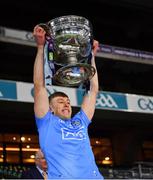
[[39, 15, 96, 87], [32, 16, 103, 179]]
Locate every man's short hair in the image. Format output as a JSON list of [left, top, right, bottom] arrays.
[[35, 149, 44, 160], [49, 91, 69, 103]]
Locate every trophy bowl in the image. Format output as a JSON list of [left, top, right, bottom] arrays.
[[41, 15, 96, 86]]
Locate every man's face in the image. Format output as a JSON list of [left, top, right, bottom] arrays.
[[50, 96, 72, 120], [36, 156, 47, 171]]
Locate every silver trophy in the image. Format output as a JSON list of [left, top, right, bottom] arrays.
[[40, 15, 95, 86]]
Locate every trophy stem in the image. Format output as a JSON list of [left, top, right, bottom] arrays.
[[67, 54, 77, 64]]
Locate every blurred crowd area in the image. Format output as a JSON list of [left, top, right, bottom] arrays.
[[1, 162, 153, 179]]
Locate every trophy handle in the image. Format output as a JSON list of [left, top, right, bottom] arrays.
[[38, 23, 51, 38]]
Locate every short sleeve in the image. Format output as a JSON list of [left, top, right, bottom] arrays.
[[35, 111, 52, 130], [73, 109, 92, 127]]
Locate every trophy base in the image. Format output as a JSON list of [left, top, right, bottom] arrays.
[[53, 63, 95, 86]]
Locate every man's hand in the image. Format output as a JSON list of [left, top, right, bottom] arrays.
[[93, 40, 100, 56], [33, 25, 46, 46]]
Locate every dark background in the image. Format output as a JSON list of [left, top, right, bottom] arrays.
[[0, 0, 153, 134], [1, 0, 153, 52], [1, 0, 153, 96], [1, 0, 153, 167]]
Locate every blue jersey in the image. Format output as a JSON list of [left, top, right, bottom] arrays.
[[35, 109, 104, 179]]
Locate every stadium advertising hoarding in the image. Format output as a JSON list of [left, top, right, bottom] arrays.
[[0, 79, 153, 114]]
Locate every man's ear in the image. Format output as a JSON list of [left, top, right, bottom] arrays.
[[49, 105, 54, 114]]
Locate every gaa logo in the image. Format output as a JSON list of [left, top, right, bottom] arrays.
[[138, 98, 153, 111], [96, 93, 118, 108]]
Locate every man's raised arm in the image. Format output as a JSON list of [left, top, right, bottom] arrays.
[[81, 40, 99, 120], [33, 25, 50, 118]]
